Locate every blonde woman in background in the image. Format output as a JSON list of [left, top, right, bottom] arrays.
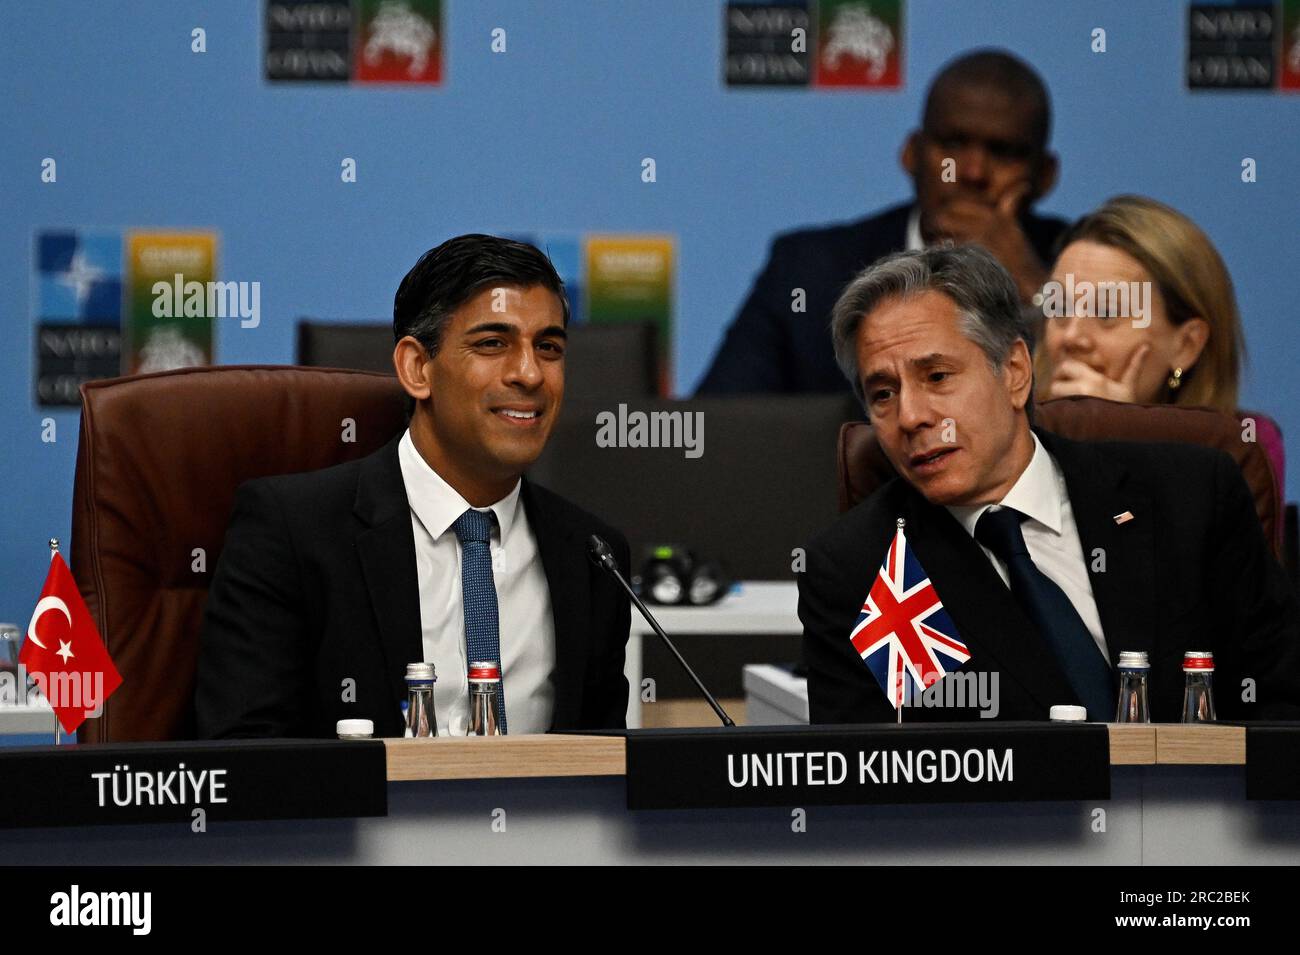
[[1035, 194, 1284, 493]]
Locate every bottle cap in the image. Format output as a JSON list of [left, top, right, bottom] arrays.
[[468, 661, 501, 682], [1182, 651, 1215, 671], [336, 719, 374, 739], [1117, 650, 1150, 669], [405, 661, 437, 683], [1049, 705, 1087, 722]]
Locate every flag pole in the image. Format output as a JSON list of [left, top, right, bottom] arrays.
[[895, 518, 904, 726], [48, 537, 62, 746]]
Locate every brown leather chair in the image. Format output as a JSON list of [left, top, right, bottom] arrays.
[[70, 366, 408, 743], [836, 395, 1283, 556]]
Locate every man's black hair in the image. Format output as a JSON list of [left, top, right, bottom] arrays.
[[922, 49, 1052, 151], [393, 233, 570, 353]]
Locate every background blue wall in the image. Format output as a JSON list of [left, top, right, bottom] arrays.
[[2, 0, 1297, 620]]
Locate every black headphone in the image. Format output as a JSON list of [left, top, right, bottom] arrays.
[[635, 545, 731, 606]]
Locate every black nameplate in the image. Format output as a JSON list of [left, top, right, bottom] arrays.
[[1245, 723, 1300, 799], [626, 722, 1110, 810], [0, 739, 387, 829]]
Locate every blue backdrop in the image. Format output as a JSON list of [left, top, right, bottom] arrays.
[[2, 0, 1297, 620]]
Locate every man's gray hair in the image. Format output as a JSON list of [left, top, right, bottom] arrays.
[[830, 245, 1034, 405]]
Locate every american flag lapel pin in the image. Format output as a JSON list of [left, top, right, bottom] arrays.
[[1113, 511, 1135, 525]]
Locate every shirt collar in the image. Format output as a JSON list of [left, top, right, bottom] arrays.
[[904, 206, 925, 252], [946, 432, 1064, 538], [397, 429, 521, 541]]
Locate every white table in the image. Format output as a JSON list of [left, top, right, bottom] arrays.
[[0, 701, 57, 739], [624, 581, 800, 727], [743, 663, 809, 725]]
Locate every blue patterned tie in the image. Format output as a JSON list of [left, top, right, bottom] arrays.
[[451, 508, 507, 733], [975, 506, 1114, 721]]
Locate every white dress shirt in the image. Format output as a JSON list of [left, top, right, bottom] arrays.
[[397, 430, 556, 735], [946, 433, 1110, 665], [905, 206, 925, 252]]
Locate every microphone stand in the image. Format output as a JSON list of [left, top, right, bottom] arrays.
[[589, 536, 734, 727]]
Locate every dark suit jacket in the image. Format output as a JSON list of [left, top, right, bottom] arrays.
[[800, 429, 1300, 723], [696, 202, 1070, 394], [195, 436, 631, 738]]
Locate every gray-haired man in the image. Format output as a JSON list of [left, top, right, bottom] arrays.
[[799, 245, 1300, 724]]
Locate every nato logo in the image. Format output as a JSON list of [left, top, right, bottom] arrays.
[[34, 230, 124, 407], [37, 231, 123, 323]]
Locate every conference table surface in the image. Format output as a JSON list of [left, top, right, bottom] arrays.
[[379, 723, 1243, 779]]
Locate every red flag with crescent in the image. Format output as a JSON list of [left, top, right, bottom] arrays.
[[21, 553, 122, 734]]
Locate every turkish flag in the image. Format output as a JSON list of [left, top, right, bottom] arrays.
[[21, 553, 123, 734]]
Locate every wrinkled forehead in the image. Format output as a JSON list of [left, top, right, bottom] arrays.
[[856, 292, 970, 369]]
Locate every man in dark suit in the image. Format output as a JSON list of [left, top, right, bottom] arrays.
[[698, 49, 1068, 395], [800, 244, 1300, 723], [197, 235, 630, 739]]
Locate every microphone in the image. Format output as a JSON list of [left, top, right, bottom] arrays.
[[588, 535, 735, 727]]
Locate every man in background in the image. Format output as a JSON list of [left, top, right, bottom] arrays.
[[698, 49, 1067, 395]]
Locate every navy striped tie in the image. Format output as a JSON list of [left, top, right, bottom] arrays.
[[452, 508, 507, 733]]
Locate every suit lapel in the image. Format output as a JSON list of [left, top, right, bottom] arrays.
[[1037, 429, 1157, 667], [900, 488, 1079, 713], [522, 481, 591, 729], [354, 437, 424, 705]]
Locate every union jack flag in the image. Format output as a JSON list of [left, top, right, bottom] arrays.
[[850, 524, 971, 709]]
